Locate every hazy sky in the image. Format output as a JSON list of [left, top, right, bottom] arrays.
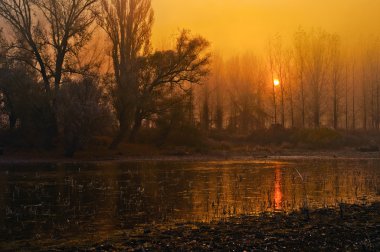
[[152, 0, 380, 55]]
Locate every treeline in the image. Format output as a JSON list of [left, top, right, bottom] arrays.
[[0, 0, 209, 156], [0, 1, 379, 156], [198, 30, 380, 133]]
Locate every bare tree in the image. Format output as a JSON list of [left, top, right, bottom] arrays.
[[100, 0, 210, 146], [201, 85, 210, 131], [365, 39, 380, 129], [344, 63, 349, 130], [268, 35, 286, 126], [308, 30, 330, 128], [329, 34, 342, 129], [293, 29, 308, 128], [0, 0, 99, 148], [58, 77, 110, 157], [131, 31, 210, 141], [0, 0, 98, 94], [99, 0, 153, 146], [351, 60, 356, 130], [283, 49, 295, 128], [212, 54, 225, 131], [225, 54, 267, 132], [361, 65, 368, 130]]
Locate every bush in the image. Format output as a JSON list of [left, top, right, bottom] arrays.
[[0, 69, 56, 148], [165, 124, 204, 148], [293, 128, 343, 149], [248, 127, 343, 149], [248, 125, 294, 145], [58, 78, 111, 157]]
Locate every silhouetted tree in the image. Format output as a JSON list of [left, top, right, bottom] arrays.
[[268, 35, 286, 126], [201, 85, 210, 131], [225, 54, 267, 133], [100, 0, 209, 146], [0, 0, 99, 145], [58, 77, 110, 157], [294, 29, 308, 128], [0, 0, 98, 94], [129, 31, 210, 141], [213, 55, 225, 131], [99, 0, 153, 147], [330, 35, 342, 129]]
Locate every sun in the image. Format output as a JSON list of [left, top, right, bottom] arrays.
[[274, 79, 280, 86]]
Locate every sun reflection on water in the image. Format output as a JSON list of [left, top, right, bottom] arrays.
[[274, 165, 282, 210]]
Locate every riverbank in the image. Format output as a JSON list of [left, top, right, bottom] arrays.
[[2, 127, 380, 165], [0, 147, 380, 165], [26, 203, 379, 251]]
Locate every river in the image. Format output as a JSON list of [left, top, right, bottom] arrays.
[[0, 159, 379, 247]]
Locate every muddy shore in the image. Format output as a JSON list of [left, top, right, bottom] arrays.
[[65, 203, 380, 251], [13, 203, 377, 251]]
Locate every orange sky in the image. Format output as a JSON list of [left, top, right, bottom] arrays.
[[152, 0, 380, 55]]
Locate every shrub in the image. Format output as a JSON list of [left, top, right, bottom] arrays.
[[58, 78, 111, 157], [165, 124, 204, 148], [0, 69, 56, 148], [248, 125, 294, 145], [248, 127, 343, 149], [293, 128, 343, 149]]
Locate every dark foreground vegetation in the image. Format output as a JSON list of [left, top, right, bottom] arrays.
[[8, 203, 377, 251]]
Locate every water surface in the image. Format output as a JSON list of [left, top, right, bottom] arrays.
[[0, 159, 379, 245]]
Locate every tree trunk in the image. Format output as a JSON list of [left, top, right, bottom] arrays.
[[333, 87, 338, 129], [280, 82, 285, 127], [129, 110, 143, 143], [9, 112, 17, 130], [300, 77, 305, 128], [110, 117, 129, 149]]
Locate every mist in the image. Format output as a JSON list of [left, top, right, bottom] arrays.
[[152, 0, 380, 56]]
